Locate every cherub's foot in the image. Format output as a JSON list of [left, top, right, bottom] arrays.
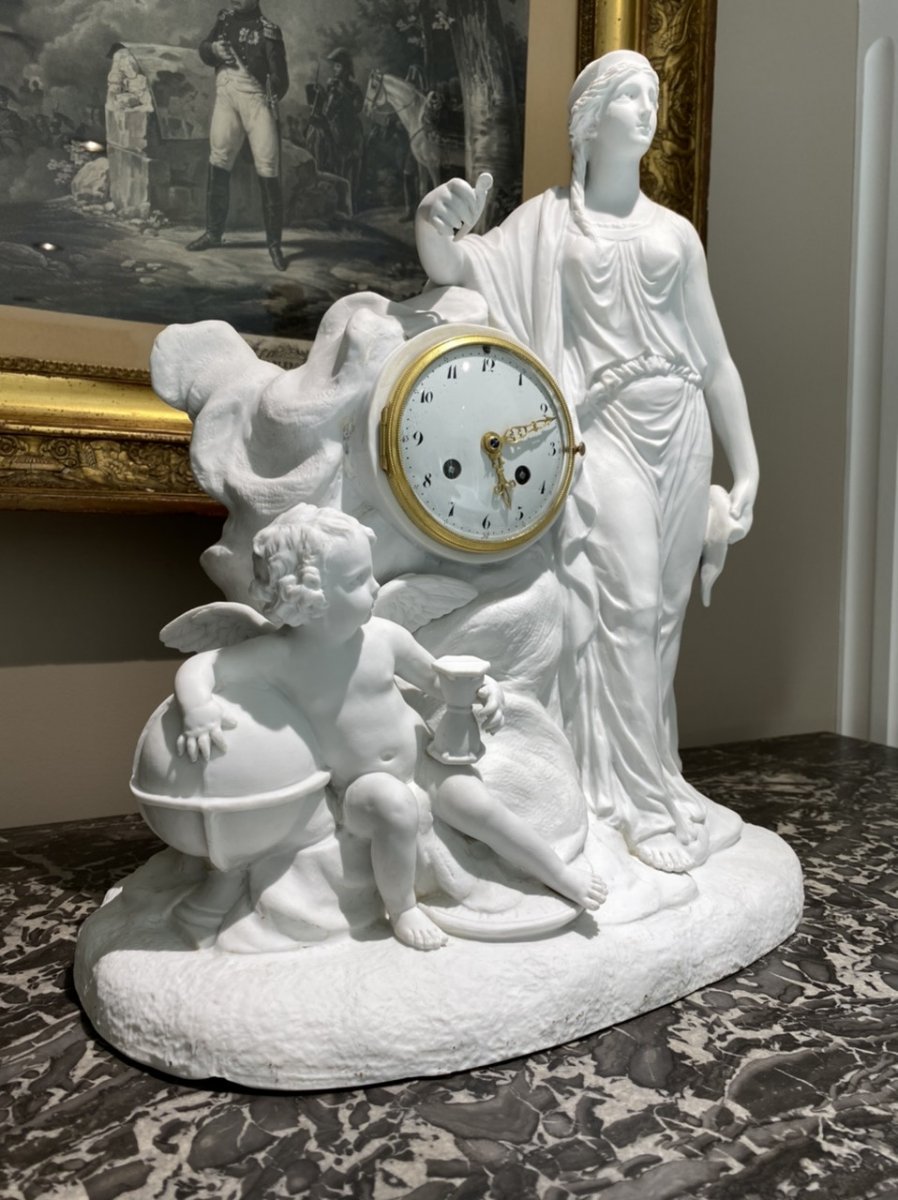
[[633, 833, 695, 874], [555, 866, 608, 911], [392, 906, 449, 951]]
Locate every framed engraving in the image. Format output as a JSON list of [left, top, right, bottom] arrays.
[[0, 0, 717, 513]]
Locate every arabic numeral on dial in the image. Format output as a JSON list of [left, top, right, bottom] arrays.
[[448, 503, 455, 518], [518, 372, 524, 386], [447, 364, 458, 380], [481, 358, 496, 373], [422, 473, 432, 488], [412, 431, 424, 446], [481, 515, 491, 530], [517, 508, 525, 521], [419, 390, 434, 404], [540, 401, 550, 414], [549, 441, 558, 456], [540, 481, 547, 495]]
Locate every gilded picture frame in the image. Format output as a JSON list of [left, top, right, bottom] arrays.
[[0, 0, 717, 514]]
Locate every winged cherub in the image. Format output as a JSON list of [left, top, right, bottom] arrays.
[[166, 503, 607, 950]]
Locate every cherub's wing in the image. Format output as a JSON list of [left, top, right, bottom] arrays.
[[374, 575, 478, 633], [160, 602, 274, 653]]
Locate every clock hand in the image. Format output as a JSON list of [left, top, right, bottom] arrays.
[[481, 431, 514, 508], [503, 417, 587, 458], [501, 416, 555, 445]]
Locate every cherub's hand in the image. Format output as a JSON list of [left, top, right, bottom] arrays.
[[177, 700, 237, 763], [476, 675, 505, 734], [418, 173, 492, 240]]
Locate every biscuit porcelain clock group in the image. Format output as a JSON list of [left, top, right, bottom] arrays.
[[73, 51, 799, 1095], [366, 324, 584, 562]]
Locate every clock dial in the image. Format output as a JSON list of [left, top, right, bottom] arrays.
[[375, 328, 581, 559]]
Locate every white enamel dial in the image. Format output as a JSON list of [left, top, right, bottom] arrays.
[[372, 325, 582, 561]]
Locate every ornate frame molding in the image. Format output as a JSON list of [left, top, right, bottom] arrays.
[[0, 357, 214, 513], [579, 0, 717, 234]]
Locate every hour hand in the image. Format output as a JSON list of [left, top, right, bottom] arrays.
[[481, 431, 514, 508]]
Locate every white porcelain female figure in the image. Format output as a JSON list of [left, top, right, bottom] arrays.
[[415, 51, 759, 872]]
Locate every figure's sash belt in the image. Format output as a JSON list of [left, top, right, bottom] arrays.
[[585, 353, 702, 413]]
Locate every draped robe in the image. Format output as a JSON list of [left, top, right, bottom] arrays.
[[458, 187, 715, 849]]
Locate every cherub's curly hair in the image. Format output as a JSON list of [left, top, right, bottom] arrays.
[[249, 503, 375, 628]]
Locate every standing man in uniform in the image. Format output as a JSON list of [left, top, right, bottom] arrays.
[[188, 0, 289, 271], [305, 48, 363, 207]]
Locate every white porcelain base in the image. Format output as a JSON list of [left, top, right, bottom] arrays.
[[73, 823, 802, 1090]]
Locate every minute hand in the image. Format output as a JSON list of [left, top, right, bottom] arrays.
[[502, 416, 555, 445]]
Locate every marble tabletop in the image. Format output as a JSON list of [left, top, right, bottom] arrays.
[[1, 732, 896, 1200]]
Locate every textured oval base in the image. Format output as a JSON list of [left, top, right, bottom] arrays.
[[73, 824, 802, 1090]]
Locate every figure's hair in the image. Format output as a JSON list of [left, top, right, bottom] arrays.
[[249, 504, 375, 628], [567, 50, 659, 236]]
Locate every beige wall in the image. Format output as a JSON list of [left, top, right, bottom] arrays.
[[0, 0, 857, 826], [0, 512, 221, 825], [677, 0, 856, 744]]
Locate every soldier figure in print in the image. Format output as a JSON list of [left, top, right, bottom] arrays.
[[305, 47, 363, 206], [188, 0, 289, 271]]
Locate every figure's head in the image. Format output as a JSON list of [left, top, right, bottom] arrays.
[[229, 0, 259, 14], [250, 504, 377, 631], [567, 50, 659, 156], [567, 51, 659, 231], [328, 47, 354, 79]]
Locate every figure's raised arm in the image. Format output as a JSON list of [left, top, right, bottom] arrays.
[[415, 173, 492, 287], [684, 231, 759, 541]]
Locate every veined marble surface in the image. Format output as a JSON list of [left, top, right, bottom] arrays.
[[1, 733, 896, 1200]]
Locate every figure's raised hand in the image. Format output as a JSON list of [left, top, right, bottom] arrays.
[[416, 173, 492, 285], [476, 674, 505, 734], [177, 700, 237, 763], [418, 173, 492, 240]]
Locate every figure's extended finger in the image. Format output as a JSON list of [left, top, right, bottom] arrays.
[[176, 733, 186, 757], [210, 727, 228, 753], [221, 714, 238, 730], [198, 731, 212, 762], [473, 171, 493, 210], [186, 737, 199, 764]]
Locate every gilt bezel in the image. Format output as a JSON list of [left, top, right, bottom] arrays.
[[376, 327, 578, 559]]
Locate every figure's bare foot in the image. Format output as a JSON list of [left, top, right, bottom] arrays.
[[555, 866, 608, 911], [633, 833, 695, 874], [681, 815, 710, 864], [392, 906, 449, 951]]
